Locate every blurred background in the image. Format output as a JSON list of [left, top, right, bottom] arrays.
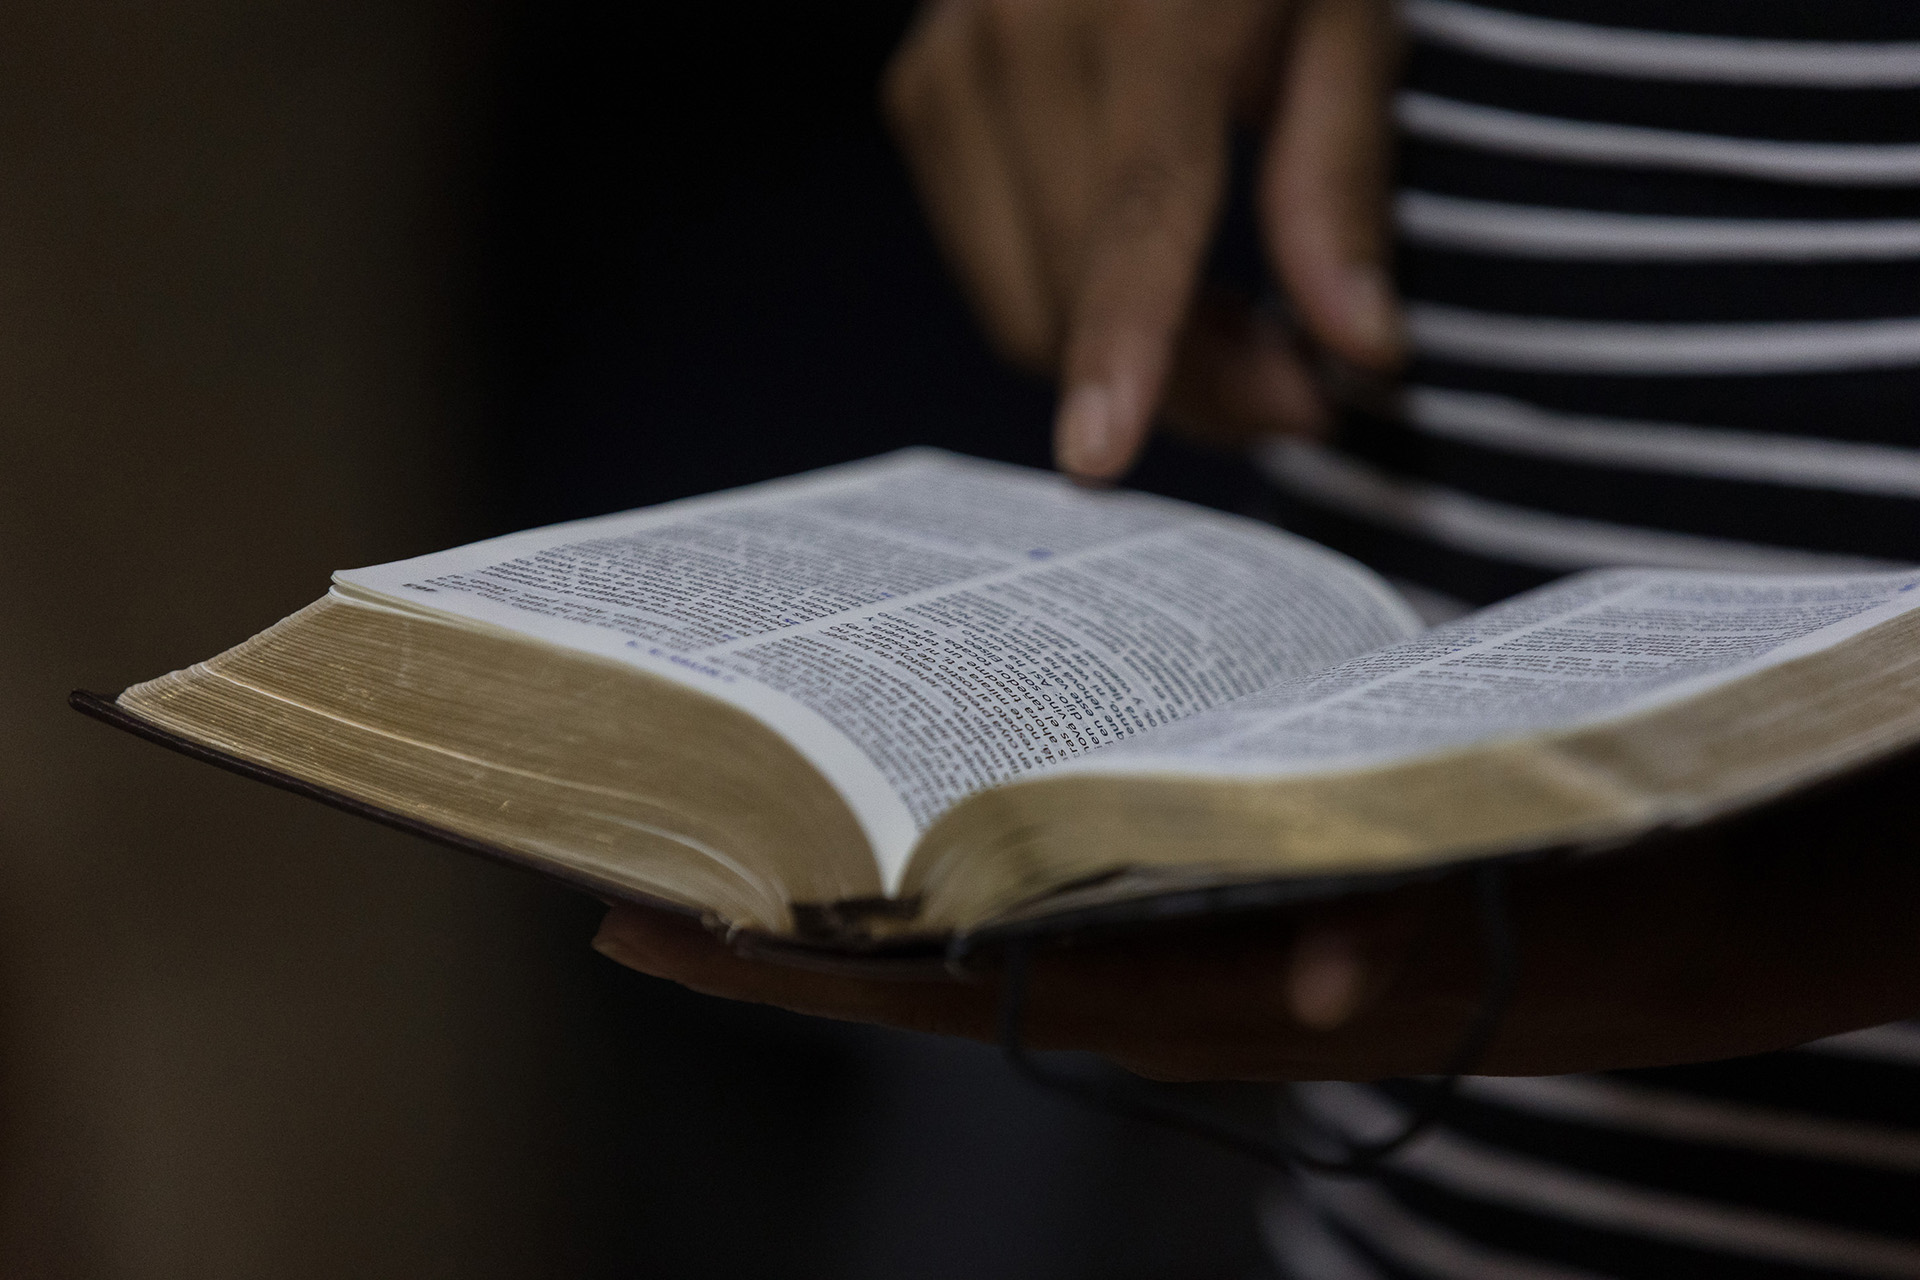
[[3, 2, 1274, 1280], [0, 2, 1276, 1276]]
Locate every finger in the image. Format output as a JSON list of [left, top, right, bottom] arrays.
[[1161, 291, 1330, 449], [885, 2, 1059, 369], [596, 896, 1462, 1079], [1260, 0, 1403, 370], [594, 905, 1001, 1038], [1284, 926, 1369, 1029], [965, 0, 1101, 317], [593, 906, 1287, 1048], [594, 901, 1298, 1052], [1053, 9, 1251, 480]]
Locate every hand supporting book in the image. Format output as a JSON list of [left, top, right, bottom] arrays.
[[596, 755, 1920, 1081]]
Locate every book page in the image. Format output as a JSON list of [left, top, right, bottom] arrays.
[[335, 450, 1421, 885], [1061, 568, 1920, 779]]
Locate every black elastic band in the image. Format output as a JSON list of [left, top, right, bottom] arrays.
[[997, 863, 1517, 1176]]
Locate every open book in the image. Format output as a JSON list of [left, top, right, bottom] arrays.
[[82, 450, 1920, 949]]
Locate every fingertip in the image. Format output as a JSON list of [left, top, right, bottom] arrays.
[[592, 904, 713, 977], [1285, 927, 1368, 1031], [1339, 263, 1405, 370], [591, 909, 647, 971], [1290, 260, 1405, 373], [1054, 381, 1136, 480]]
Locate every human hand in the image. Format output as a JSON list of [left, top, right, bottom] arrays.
[[883, 0, 1404, 480], [594, 762, 1920, 1081], [594, 886, 1443, 1081]]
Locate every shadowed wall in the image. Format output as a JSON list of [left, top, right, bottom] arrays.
[[0, 5, 562, 1276]]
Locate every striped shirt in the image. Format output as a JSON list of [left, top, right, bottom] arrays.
[[1261, 2, 1920, 1275]]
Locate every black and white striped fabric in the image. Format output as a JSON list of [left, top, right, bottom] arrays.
[[1272, 1027, 1920, 1278], [1259, 2, 1920, 1275], [1263, 0, 1920, 608]]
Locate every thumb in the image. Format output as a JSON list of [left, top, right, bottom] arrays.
[[1260, 0, 1404, 371]]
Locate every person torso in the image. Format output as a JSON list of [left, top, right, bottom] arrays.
[[1263, 3, 1920, 1276]]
